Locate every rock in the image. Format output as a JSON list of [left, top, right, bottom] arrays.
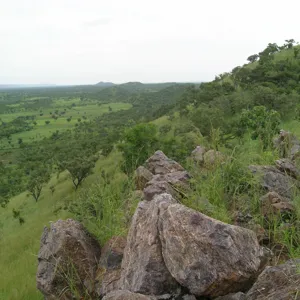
[[203, 149, 225, 168], [246, 259, 300, 300], [261, 191, 295, 218], [158, 203, 266, 298], [274, 130, 300, 159], [191, 145, 207, 164], [275, 158, 300, 179], [120, 194, 179, 295], [249, 165, 299, 199], [36, 219, 101, 300], [145, 151, 185, 175], [96, 236, 127, 297], [215, 292, 246, 300], [135, 166, 154, 190], [143, 180, 178, 201], [103, 290, 155, 300]]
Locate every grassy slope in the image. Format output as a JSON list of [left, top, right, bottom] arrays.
[[0, 151, 127, 300]]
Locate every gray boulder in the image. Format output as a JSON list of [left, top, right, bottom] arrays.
[[36, 219, 101, 299], [246, 259, 300, 300], [158, 203, 266, 298], [145, 151, 185, 175], [249, 165, 299, 199], [120, 194, 179, 295], [103, 290, 156, 300]]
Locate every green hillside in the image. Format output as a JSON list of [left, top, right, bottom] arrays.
[[1, 39, 300, 299]]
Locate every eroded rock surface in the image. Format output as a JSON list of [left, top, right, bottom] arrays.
[[158, 204, 266, 298], [246, 259, 300, 300], [36, 219, 101, 300], [145, 151, 185, 175], [120, 194, 179, 295]]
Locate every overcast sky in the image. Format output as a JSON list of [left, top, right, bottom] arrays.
[[0, 0, 299, 85]]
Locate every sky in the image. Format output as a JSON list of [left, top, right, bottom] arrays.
[[0, 0, 300, 85]]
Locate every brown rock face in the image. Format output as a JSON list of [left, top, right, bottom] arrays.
[[145, 151, 185, 175], [246, 259, 300, 300], [120, 194, 179, 295], [96, 236, 127, 297], [158, 204, 266, 298], [102, 290, 156, 300], [36, 219, 101, 299]]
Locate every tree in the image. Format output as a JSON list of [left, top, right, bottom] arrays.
[[59, 155, 97, 189], [26, 166, 51, 202], [45, 120, 50, 125], [247, 54, 259, 63], [118, 123, 158, 173], [240, 106, 281, 149]]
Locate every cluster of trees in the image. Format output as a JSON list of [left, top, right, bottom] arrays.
[[176, 40, 300, 149]]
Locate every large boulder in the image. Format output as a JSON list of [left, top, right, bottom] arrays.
[[145, 151, 185, 175], [249, 165, 299, 199], [36, 219, 101, 300], [96, 236, 127, 297], [158, 203, 266, 298], [120, 194, 179, 295], [102, 290, 155, 300], [246, 259, 300, 300]]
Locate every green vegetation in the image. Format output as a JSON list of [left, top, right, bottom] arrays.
[[2, 40, 300, 298]]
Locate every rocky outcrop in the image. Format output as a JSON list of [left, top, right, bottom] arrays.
[[36, 219, 101, 300], [96, 236, 127, 297], [103, 290, 156, 300], [141, 151, 191, 201], [38, 150, 300, 300], [246, 259, 300, 300], [249, 165, 299, 199], [120, 194, 179, 295], [145, 151, 185, 175], [158, 203, 266, 298]]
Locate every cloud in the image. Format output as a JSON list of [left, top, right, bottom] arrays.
[[83, 17, 112, 27]]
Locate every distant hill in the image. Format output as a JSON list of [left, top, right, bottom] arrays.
[[96, 81, 115, 87]]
